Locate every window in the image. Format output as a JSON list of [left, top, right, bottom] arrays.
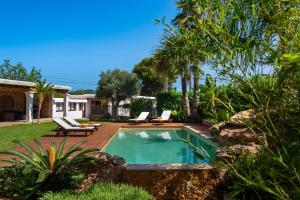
[[69, 103, 76, 111], [79, 103, 85, 111], [56, 103, 64, 112]]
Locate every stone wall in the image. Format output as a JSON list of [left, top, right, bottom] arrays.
[[123, 168, 225, 200], [80, 153, 226, 200]]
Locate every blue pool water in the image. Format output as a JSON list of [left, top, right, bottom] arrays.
[[102, 129, 217, 165]]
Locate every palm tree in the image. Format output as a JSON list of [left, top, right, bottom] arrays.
[[153, 50, 177, 92], [173, 0, 207, 120], [172, 0, 202, 30], [32, 80, 54, 124], [155, 25, 192, 117]]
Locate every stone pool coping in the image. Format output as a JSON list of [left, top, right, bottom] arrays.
[[126, 163, 214, 170]]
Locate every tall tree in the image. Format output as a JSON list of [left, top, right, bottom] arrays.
[[133, 57, 164, 96], [32, 80, 54, 124], [173, 0, 208, 120], [172, 0, 202, 29], [152, 51, 177, 92], [0, 60, 42, 82], [96, 69, 141, 119], [28, 67, 42, 82], [155, 24, 193, 117]]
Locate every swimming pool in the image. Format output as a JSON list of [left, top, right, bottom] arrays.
[[102, 128, 217, 165]]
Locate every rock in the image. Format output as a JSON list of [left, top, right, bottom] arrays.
[[209, 109, 256, 136], [209, 122, 226, 135], [97, 152, 112, 162], [215, 127, 261, 146], [112, 155, 126, 166], [210, 109, 264, 163], [216, 144, 261, 163], [77, 152, 126, 191], [228, 109, 256, 127]]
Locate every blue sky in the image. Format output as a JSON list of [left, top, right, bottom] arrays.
[[0, 0, 177, 90], [0, 0, 215, 90]]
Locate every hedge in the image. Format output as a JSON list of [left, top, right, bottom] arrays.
[[130, 98, 154, 118], [156, 91, 193, 122]]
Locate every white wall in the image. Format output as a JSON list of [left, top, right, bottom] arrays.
[[52, 98, 87, 119], [52, 98, 64, 118], [86, 99, 91, 118], [107, 100, 130, 117]]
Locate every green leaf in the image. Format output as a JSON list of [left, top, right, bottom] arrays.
[[36, 171, 48, 183]]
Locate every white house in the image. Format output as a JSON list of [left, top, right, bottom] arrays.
[[52, 94, 97, 119], [0, 78, 156, 122], [53, 94, 156, 120]]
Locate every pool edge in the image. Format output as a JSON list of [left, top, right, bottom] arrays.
[[126, 163, 214, 170], [101, 125, 217, 170]]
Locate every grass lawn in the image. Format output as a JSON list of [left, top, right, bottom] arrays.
[[0, 122, 56, 151], [0, 120, 113, 151]]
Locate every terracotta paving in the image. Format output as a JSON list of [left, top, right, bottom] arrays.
[[0, 122, 211, 166]]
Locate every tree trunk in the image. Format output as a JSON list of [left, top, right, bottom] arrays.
[[37, 102, 42, 124], [163, 76, 169, 92], [181, 72, 190, 118], [192, 64, 201, 122], [189, 71, 193, 92]]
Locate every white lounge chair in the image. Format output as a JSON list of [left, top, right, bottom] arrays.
[[128, 112, 149, 124], [152, 111, 172, 124], [64, 117, 101, 130], [52, 118, 95, 136]]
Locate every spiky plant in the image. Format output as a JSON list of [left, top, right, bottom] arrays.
[[0, 138, 98, 198]]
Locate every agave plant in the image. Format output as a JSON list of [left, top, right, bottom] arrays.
[[0, 138, 99, 198]]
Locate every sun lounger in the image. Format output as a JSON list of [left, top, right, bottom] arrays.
[[64, 117, 101, 130], [52, 118, 95, 136], [152, 111, 172, 124], [128, 112, 149, 124]]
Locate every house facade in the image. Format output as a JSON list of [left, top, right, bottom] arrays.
[[52, 95, 156, 120], [52, 94, 98, 119], [0, 78, 156, 122], [52, 94, 132, 119], [0, 78, 70, 122]]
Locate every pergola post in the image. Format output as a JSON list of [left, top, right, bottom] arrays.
[[25, 91, 34, 122], [63, 93, 70, 117]]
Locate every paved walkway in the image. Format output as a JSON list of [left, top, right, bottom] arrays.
[[0, 122, 211, 166]]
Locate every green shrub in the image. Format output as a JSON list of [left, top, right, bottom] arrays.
[[156, 91, 191, 122], [40, 182, 154, 200], [0, 164, 84, 199], [0, 139, 98, 199], [226, 53, 300, 199], [228, 142, 300, 200], [130, 98, 154, 118], [156, 91, 182, 114], [199, 74, 278, 123]]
